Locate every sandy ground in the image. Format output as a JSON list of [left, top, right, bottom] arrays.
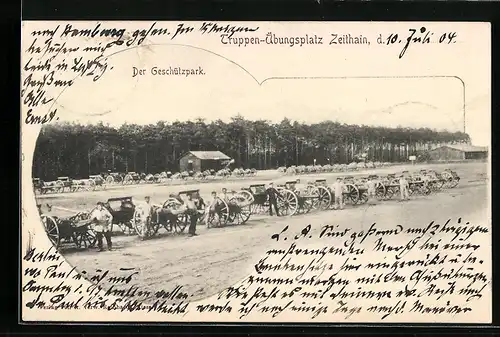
[[37, 162, 489, 303]]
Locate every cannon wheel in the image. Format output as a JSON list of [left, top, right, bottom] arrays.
[[132, 207, 159, 238], [385, 186, 397, 199], [239, 190, 255, 206], [207, 198, 229, 228], [161, 198, 190, 233], [430, 179, 444, 191], [55, 180, 64, 193], [344, 184, 360, 205], [41, 215, 60, 248], [408, 182, 421, 195], [421, 183, 432, 195], [173, 213, 189, 233], [298, 194, 314, 214], [375, 182, 386, 200], [89, 179, 96, 191], [74, 229, 97, 248], [228, 195, 252, 225], [105, 175, 114, 184], [440, 172, 452, 188], [311, 186, 331, 210], [443, 172, 459, 188], [359, 189, 369, 204], [162, 198, 182, 232], [163, 198, 181, 209], [123, 174, 133, 185], [277, 189, 298, 216], [431, 175, 445, 190]]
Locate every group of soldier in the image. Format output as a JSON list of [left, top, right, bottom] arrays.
[[273, 174, 411, 212], [38, 174, 412, 253]]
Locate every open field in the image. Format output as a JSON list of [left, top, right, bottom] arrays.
[[36, 161, 489, 303]]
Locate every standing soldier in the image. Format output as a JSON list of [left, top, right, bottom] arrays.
[[143, 196, 161, 238], [185, 193, 199, 237], [90, 202, 113, 251], [266, 182, 281, 216], [221, 188, 229, 202], [399, 174, 410, 201], [366, 176, 377, 204], [332, 177, 344, 210], [204, 191, 219, 224]]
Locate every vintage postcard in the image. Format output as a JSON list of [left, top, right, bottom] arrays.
[[21, 21, 491, 323]]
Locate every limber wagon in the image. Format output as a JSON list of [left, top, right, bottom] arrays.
[[205, 189, 253, 228], [102, 196, 137, 234], [56, 177, 74, 193], [240, 184, 269, 215], [365, 175, 389, 200], [40, 206, 97, 249], [123, 172, 146, 185], [407, 171, 432, 196], [308, 179, 334, 210], [89, 175, 106, 189], [240, 182, 302, 216], [32, 178, 59, 194], [134, 189, 202, 237], [103, 172, 125, 184], [131, 188, 251, 237], [34, 177, 69, 194], [313, 176, 386, 208], [276, 180, 333, 215], [376, 173, 402, 199], [338, 176, 368, 205], [241, 180, 331, 216], [441, 169, 460, 189], [71, 178, 97, 192]]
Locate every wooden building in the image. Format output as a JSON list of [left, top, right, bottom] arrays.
[[179, 151, 231, 172], [427, 144, 488, 161]]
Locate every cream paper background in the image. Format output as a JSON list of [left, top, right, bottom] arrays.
[[21, 21, 491, 323]]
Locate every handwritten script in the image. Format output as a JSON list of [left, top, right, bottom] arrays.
[[21, 21, 460, 126], [21, 21, 259, 125], [22, 217, 490, 321]]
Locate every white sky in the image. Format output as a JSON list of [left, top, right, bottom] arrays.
[[64, 74, 483, 145]]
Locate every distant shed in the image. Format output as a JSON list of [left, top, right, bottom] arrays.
[[427, 144, 488, 161], [179, 151, 231, 172]]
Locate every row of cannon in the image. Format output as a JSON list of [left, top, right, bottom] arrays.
[[38, 168, 459, 251], [278, 162, 394, 175], [32, 162, 400, 195], [240, 168, 460, 217], [32, 168, 259, 194]]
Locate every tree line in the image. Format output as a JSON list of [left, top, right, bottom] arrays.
[[32, 116, 470, 180]]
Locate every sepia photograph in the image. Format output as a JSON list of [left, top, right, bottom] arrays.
[[21, 21, 491, 323]]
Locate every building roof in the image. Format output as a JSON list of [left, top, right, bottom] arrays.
[[183, 151, 231, 160], [435, 144, 488, 153]]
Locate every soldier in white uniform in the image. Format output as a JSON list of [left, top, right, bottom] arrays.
[[185, 193, 199, 237], [332, 178, 344, 210], [366, 177, 377, 204], [399, 175, 410, 201], [143, 196, 161, 238], [221, 188, 229, 202], [89, 201, 113, 251], [201, 191, 219, 226]]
